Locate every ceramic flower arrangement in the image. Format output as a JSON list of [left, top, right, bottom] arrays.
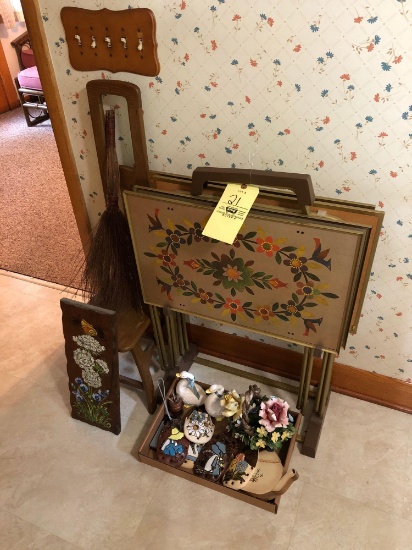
[[226, 385, 295, 452]]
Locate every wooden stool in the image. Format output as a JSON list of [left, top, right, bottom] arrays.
[[117, 309, 157, 414]]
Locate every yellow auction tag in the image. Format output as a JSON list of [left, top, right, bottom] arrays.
[[202, 183, 260, 244]]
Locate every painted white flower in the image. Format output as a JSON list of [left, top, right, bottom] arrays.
[[73, 335, 105, 355], [73, 348, 94, 369], [82, 367, 102, 388], [94, 359, 109, 374]]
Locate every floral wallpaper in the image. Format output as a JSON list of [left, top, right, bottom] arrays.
[[38, 0, 411, 382]]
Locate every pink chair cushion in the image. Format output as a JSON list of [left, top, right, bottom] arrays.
[[17, 66, 42, 90]]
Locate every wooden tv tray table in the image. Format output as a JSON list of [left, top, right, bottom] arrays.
[[124, 167, 382, 457]]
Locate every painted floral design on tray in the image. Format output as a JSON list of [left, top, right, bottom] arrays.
[[70, 326, 112, 428], [144, 211, 339, 336]]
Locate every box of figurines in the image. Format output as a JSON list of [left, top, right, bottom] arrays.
[[138, 371, 301, 513]]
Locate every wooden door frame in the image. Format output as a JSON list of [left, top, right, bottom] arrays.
[[20, 0, 91, 252], [0, 38, 20, 110]]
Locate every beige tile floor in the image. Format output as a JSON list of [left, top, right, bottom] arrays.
[[0, 270, 411, 550]]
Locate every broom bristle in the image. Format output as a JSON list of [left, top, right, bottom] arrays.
[[80, 109, 143, 313], [81, 208, 142, 312]]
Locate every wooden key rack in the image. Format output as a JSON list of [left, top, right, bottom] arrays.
[[61, 7, 160, 76]]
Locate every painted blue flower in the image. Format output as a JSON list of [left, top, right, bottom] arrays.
[[310, 24, 319, 32], [66, 69, 71, 75], [187, 164, 193, 169], [204, 86, 211, 91], [317, 57, 324, 64], [407, 274, 412, 280], [365, 116, 373, 122], [265, 116, 272, 123], [167, 158, 172, 164], [215, 129, 221, 135], [295, 83, 301, 92], [402, 112, 409, 120], [381, 62, 391, 71], [155, 76, 163, 83], [231, 163, 236, 169], [194, 27, 199, 33], [74, 393, 84, 403], [307, 146, 315, 152], [278, 159, 284, 165], [315, 126, 323, 131], [374, 35, 381, 44], [369, 169, 377, 175], [273, 59, 281, 65], [227, 101, 234, 106], [278, 131, 285, 136], [185, 136, 192, 141], [175, 13, 182, 19], [321, 89, 328, 97], [347, 85, 355, 90], [225, 147, 232, 154], [148, 138, 154, 143], [75, 377, 82, 385], [175, 88, 180, 95], [170, 117, 177, 122], [356, 123, 363, 128], [326, 51, 334, 58], [335, 189, 343, 194], [210, 114, 217, 119], [210, 6, 216, 11], [397, 220, 403, 226], [79, 383, 88, 393], [248, 122, 255, 129], [171, 38, 178, 45], [260, 13, 267, 20], [231, 59, 239, 65], [367, 16, 378, 23], [179, 140, 185, 146], [92, 393, 102, 402], [334, 139, 341, 144]]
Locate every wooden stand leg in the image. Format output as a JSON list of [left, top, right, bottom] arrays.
[[300, 351, 334, 457], [130, 341, 157, 414], [301, 348, 314, 416]]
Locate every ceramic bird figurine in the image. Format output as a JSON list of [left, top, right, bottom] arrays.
[[175, 371, 206, 406], [205, 384, 226, 419]]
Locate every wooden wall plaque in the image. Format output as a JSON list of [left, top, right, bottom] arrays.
[[60, 7, 160, 76], [61, 299, 121, 435]]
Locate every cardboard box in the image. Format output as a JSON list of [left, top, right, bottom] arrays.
[[138, 379, 302, 513]]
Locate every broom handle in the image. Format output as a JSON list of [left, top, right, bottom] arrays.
[[105, 110, 120, 204]]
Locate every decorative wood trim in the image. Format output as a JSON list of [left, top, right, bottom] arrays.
[[0, 38, 20, 110], [20, 0, 91, 252], [188, 324, 412, 415]]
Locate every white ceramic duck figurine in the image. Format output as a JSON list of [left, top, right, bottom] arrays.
[[175, 371, 206, 406], [205, 384, 225, 419]]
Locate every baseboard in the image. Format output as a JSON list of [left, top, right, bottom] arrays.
[[187, 324, 412, 414]]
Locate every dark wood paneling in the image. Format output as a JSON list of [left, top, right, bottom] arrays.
[[188, 324, 412, 414]]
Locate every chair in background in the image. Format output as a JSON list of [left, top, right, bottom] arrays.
[[11, 31, 49, 127]]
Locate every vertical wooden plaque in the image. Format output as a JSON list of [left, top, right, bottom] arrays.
[[60, 299, 121, 435]]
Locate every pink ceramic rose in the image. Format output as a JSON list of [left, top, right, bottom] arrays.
[[258, 397, 290, 432]]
